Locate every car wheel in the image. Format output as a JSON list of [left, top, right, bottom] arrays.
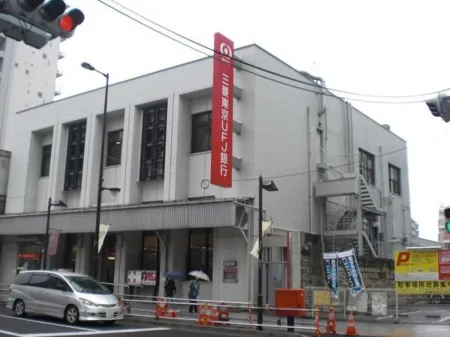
[[432, 296, 441, 304], [104, 320, 116, 325], [14, 299, 26, 317], [65, 305, 79, 325]]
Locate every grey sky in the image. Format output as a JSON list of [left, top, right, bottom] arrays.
[[56, 0, 449, 241]]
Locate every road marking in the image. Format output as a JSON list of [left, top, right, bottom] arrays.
[[0, 329, 23, 337], [0, 314, 96, 332], [376, 315, 393, 320], [25, 327, 170, 337], [401, 310, 422, 315], [438, 316, 450, 322]]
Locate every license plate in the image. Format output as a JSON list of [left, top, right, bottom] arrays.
[[106, 312, 114, 318]]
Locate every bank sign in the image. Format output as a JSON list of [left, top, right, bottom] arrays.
[[395, 249, 450, 295]]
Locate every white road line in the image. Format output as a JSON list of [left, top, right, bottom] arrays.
[[0, 329, 23, 337], [376, 315, 393, 320], [401, 310, 422, 315], [25, 327, 170, 337], [0, 314, 96, 332]]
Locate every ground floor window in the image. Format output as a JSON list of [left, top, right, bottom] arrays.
[[141, 232, 159, 270], [65, 234, 77, 272], [186, 228, 214, 280], [17, 238, 44, 271]]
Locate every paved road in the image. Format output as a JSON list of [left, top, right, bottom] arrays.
[[2, 305, 450, 337]]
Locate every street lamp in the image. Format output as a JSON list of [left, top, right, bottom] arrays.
[[43, 198, 67, 270], [81, 62, 120, 279], [257, 175, 278, 331]]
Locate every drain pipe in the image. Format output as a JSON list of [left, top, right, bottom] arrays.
[[307, 107, 312, 233]]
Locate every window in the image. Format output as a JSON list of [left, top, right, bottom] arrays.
[[317, 129, 324, 164], [359, 148, 375, 185], [186, 229, 213, 280], [29, 274, 49, 287], [142, 232, 159, 270], [140, 102, 167, 181], [389, 164, 401, 195], [40, 145, 52, 177], [191, 111, 212, 153], [64, 122, 86, 190], [106, 129, 123, 167], [65, 276, 110, 294], [13, 272, 32, 285], [47, 275, 71, 292]]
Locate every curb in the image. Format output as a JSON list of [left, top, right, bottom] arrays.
[[123, 315, 387, 337]]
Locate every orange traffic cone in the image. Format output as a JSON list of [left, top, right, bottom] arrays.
[[345, 312, 358, 336], [315, 308, 321, 337], [326, 307, 336, 334]]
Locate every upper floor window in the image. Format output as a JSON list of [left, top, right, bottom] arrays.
[[106, 129, 123, 167], [359, 148, 375, 185], [40, 145, 52, 177], [139, 102, 167, 181], [186, 228, 213, 281], [64, 121, 86, 190], [389, 164, 401, 195], [191, 111, 212, 153]]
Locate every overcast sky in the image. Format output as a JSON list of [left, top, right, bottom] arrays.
[[56, 0, 450, 241]]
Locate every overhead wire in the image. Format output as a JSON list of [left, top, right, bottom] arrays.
[[94, 1, 410, 182], [103, 0, 449, 101]]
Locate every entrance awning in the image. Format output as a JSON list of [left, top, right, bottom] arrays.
[[0, 198, 239, 235]]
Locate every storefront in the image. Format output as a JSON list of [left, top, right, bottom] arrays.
[[17, 235, 44, 271]]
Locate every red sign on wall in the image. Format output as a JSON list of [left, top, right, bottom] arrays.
[[439, 250, 450, 280], [210, 32, 234, 188]]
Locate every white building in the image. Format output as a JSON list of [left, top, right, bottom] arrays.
[[0, 37, 62, 145], [0, 44, 412, 302]]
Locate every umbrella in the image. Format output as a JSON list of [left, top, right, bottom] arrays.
[[164, 270, 184, 279], [189, 270, 210, 282]]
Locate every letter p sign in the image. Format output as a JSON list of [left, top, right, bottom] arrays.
[[396, 252, 411, 266]]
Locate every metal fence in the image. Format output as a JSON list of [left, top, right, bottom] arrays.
[[303, 286, 427, 321]]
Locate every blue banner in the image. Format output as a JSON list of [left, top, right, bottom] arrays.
[[323, 252, 339, 300], [337, 249, 365, 297]]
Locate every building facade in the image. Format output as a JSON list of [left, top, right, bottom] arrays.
[[0, 36, 62, 146], [0, 44, 412, 302]]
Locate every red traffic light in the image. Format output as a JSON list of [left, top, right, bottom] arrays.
[[58, 8, 84, 33]]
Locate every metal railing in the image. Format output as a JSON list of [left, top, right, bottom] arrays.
[[119, 293, 318, 332]]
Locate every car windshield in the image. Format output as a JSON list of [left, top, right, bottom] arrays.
[[65, 276, 110, 294]]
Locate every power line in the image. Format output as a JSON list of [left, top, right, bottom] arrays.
[[105, 0, 449, 100], [96, 0, 430, 105]]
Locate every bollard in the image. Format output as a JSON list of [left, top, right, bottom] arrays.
[[287, 315, 295, 332]]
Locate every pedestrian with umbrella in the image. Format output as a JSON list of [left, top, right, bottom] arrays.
[[188, 270, 210, 313]]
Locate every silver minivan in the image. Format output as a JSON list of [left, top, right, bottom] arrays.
[[6, 270, 123, 325]]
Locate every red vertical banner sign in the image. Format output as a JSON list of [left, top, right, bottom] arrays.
[[211, 32, 234, 188], [439, 249, 450, 280], [47, 230, 60, 256]]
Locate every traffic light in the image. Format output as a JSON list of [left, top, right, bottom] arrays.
[[426, 93, 450, 123], [444, 208, 450, 233], [0, 0, 84, 48]]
